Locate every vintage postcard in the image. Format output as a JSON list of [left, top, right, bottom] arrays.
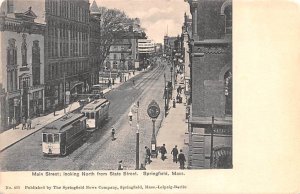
[[0, 0, 299, 193]]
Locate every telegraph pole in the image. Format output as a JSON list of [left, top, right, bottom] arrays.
[[63, 73, 66, 113], [210, 116, 214, 168]]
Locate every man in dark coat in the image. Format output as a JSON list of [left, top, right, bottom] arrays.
[[118, 160, 123, 170], [159, 144, 167, 161], [111, 127, 115, 140], [171, 145, 179, 163], [145, 146, 152, 164], [178, 149, 186, 169], [21, 117, 26, 130]]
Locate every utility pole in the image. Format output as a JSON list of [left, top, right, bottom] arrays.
[[63, 72, 66, 114], [210, 116, 214, 168]]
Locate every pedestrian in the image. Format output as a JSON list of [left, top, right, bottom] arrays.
[[112, 78, 115, 85], [171, 145, 179, 163], [132, 78, 135, 86], [108, 79, 111, 88], [178, 149, 186, 169], [118, 160, 123, 170], [145, 146, 152, 164], [173, 98, 176, 108], [111, 127, 115, 140], [27, 117, 32, 130], [21, 117, 26, 130], [140, 163, 146, 170], [12, 117, 16, 130], [159, 144, 167, 161]]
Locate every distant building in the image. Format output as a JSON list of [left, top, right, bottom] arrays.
[[0, 3, 46, 129], [186, 0, 232, 169], [138, 39, 155, 54], [182, 13, 192, 102], [163, 36, 177, 57], [104, 30, 141, 72]]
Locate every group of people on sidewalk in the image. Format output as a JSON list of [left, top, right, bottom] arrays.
[[12, 117, 32, 130], [144, 144, 186, 170]]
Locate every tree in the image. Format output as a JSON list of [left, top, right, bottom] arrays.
[[97, 8, 145, 67]]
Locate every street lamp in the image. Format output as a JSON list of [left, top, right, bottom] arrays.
[[130, 102, 140, 170], [210, 115, 215, 168]]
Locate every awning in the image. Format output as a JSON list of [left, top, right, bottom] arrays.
[[70, 81, 84, 90]]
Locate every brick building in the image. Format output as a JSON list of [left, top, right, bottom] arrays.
[[0, 2, 46, 130], [44, 0, 91, 110], [186, 0, 232, 169], [89, 0, 101, 86]]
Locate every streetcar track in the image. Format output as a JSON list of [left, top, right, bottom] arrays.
[[70, 63, 165, 167]]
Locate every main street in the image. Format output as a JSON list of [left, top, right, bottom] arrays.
[[0, 59, 172, 171]]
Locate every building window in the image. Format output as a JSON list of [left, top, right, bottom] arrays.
[[224, 6, 232, 34], [7, 0, 14, 13], [7, 39, 18, 92], [224, 70, 232, 115], [32, 41, 41, 86], [21, 34, 27, 66], [19, 76, 30, 89]]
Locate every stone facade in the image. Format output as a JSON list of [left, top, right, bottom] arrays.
[[0, 5, 45, 130]]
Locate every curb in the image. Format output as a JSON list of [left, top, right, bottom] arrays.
[[0, 71, 144, 153]]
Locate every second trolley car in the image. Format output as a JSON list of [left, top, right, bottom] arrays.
[[81, 99, 110, 131], [42, 113, 87, 156]]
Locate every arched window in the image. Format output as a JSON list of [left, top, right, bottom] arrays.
[[221, 0, 232, 35], [213, 147, 232, 169], [224, 70, 232, 115], [21, 34, 27, 66], [224, 6, 232, 34], [7, 39, 18, 92], [32, 40, 41, 86]]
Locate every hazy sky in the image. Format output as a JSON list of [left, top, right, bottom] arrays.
[[96, 0, 190, 43]]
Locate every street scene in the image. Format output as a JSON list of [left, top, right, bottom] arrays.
[[0, 0, 232, 171]]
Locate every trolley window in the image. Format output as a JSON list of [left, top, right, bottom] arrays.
[[54, 134, 59, 143], [43, 134, 47, 142], [48, 134, 53, 143], [86, 112, 90, 119], [91, 112, 95, 119]]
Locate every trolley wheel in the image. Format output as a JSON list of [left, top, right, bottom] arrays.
[[62, 146, 67, 156]]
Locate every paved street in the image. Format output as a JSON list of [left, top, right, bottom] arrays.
[[0, 60, 171, 171]]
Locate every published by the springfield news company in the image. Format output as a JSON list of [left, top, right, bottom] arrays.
[[2, 171, 187, 193]]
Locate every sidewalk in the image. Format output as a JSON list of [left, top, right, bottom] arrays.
[[0, 71, 141, 152], [146, 84, 189, 170]]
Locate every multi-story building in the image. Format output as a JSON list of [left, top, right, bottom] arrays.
[[89, 0, 101, 86], [138, 39, 155, 54], [44, 0, 91, 110], [182, 13, 192, 100], [185, 0, 232, 169], [0, 2, 46, 129], [104, 30, 142, 72]]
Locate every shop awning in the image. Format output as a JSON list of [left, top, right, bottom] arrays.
[[70, 81, 84, 91]]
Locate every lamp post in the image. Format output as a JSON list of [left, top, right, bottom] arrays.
[[147, 100, 160, 157], [151, 118, 156, 156], [130, 102, 140, 170], [170, 63, 173, 89], [164, 73, 167, 117], [63, 73, 66, 113], [210, 115, 215, 168]]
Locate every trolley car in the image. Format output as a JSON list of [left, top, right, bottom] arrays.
[[42, 113, 87, 156], [81, 99, 110, 131]]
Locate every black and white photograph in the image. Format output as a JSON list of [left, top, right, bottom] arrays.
[[0, 0, 299, 193], [0, 0, 232, 171]]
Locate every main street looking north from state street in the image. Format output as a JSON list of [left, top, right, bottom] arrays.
[[0, 60, 171, 171]]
